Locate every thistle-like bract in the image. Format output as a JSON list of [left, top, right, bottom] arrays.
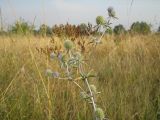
[[64, 40, 74, 51], [80, 92, 89, 99], [95, 108, 105, 120], [90, 84, 97, 94], [96, 16, 106, 25]]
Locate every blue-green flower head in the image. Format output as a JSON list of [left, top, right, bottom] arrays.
[[58, 53, 62, 60], [58, 53, 66, 62], [52, 71, 59, 78], [108, 7, 116, 18], [96, 16, 106, 25], [64, 40, 74, 51]]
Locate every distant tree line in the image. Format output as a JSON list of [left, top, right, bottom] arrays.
[[0, 18, 159, 36]]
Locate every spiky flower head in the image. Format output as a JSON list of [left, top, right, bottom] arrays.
[[57, 53, 67, 68], [108, 7, 116, 18], [58, 53, 66, 63], [52, 71, 59, 78], [58, 53, 63, 61], [96, 16, 106, 25], [95, 108, 105, 120], [64, 40, 74, 51]]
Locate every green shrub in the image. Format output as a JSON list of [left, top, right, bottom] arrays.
[[130, 21, 151, 34], [9, 19, 34, 35], [38, 24, 52, 37], [113, 24, 126, 35]]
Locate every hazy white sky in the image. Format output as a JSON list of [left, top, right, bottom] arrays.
[[0, 0, 160, 30]]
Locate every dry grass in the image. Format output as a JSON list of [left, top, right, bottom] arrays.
[[0, 34, 160, 120]]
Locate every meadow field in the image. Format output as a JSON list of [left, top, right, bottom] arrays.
[[0, 34, 160, 120]]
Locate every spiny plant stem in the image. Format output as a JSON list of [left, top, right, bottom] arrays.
[[84, 78, 98, 120], [79, 63, 97, 120]]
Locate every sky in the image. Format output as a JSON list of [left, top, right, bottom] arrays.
[[0, 0, 160, 30]]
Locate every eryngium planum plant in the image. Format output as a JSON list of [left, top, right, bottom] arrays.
[[45, 7, 117, 120]]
